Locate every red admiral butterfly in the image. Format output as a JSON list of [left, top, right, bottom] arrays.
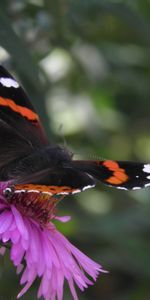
[[0, 65, 149, 223]]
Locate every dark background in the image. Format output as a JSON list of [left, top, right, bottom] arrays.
[[0, 1, 150, 299]]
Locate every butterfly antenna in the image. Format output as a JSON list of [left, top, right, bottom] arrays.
[[58, 124, 68, 148], [74, 153, 105, 161]]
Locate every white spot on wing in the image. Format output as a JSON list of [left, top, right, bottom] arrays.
[[14, 190, 26, 193], [147, 175, 150, 179], [72, 189, 81, 194], [143, 164, 150, 173], [0, 77, 19, 88], [82, 184, 95, 191], [41, 191, 53, 195], [145, 183, 150, 187], [132, 187, 141, 190], [136, 175, 139, 178], [27, 190, 40, 193], [57, 191, 70, 195], [117, 187, 128, 190]]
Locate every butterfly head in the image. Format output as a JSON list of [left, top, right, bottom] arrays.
[[3, 186, 14, 200]]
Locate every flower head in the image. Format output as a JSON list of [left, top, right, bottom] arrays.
[[0, 182, 107, 300]]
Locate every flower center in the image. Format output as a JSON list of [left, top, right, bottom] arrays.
[[4, 188, 64, 225]]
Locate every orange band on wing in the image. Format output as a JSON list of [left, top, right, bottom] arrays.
[[103, 160, 129, 185], [106, 172, 128, 185], [103, 160, 119, 171], [14, 184, 79, 195], [0, 96, 39, 121]]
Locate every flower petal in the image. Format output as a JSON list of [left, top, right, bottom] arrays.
[[11, 206, 29, 241], [0, 181, 106, 300], [0, 211, 13, 233]]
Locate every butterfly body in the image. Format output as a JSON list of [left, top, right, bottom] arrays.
[[0, 145, 71, 181], [0, 65, 149, 223]]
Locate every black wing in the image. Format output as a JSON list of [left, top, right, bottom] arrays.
[[71, 159, 150, 190], [0, 65, 48, 167]]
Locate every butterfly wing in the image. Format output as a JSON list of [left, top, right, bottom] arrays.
[[0, 65, 48, 166], [12, 166, 96, 195], [3, 166, 96, 224], [72, 160, 150, 190], [1, 66, 149, 195]]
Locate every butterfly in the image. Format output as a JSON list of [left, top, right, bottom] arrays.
[[0, 65, 150, 223]]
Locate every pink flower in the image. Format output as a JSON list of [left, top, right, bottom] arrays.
[[0, 181, 107, 300]]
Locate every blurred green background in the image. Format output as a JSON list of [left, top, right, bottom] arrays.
[[0, 1, 150, 299]]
